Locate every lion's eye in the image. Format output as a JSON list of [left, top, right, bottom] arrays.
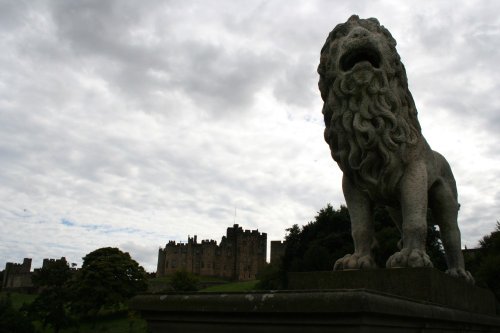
[[334, 26, 348, 39]]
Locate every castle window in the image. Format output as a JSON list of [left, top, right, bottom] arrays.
[[165, 261, 169, 268], [172, 260, 177, 268], [201, 261, 204, 268]]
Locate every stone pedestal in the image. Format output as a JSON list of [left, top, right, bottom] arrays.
[[130, 268, 500, 332], [288, 268, 497, 315]]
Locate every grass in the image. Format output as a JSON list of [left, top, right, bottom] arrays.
[[0, 291, 37, 309], [199, 280, 259, 292], [1, 278, 259, 332], [0, 291, 148, 333], [148, 274, 231, 292]]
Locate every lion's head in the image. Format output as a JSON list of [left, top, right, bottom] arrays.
[[318, 15, 422, 201]]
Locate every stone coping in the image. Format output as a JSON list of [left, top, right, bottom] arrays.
[[287, 268, 496, 315], [130, 289, 500, 329]]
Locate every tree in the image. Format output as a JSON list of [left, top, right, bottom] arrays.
[[255, 262, 286, 290], [170, 270, 199, 291], [0, 294, 35, 333], [474, 222, 500, 301], [282, 204, 354, 274], [27, 288, 72, 333], [263, 203, 447, 289], [283, 204, 446, 271], [27, 258, 73, 333], [69, 247, 147, 317], [32, 258, 72, 287]]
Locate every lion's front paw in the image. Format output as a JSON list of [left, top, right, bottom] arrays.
[[446, 267, 475, 284], [386, 248, 433, 268], [333, 253, 377, 270]]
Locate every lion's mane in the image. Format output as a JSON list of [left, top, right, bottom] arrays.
[[318, 16, 422, 201]]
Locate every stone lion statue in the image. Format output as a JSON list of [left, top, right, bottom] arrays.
[[318, 15, 473, 282]]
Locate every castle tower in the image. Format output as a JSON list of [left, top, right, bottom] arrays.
[[156, 224, 267, 280]]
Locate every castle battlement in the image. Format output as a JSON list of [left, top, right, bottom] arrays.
[[157, 224, 267, 281]]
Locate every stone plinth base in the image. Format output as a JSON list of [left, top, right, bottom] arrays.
[[130, 269, 500, 332], [288, 268, 497, 315]]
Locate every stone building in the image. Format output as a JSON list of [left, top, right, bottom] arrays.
[[2, 258, 33, 291], [2, 256, 71, 292], [157, 224, 267, 281]]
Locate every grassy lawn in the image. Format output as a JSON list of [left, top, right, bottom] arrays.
[[199, 280, 259, 292], [148, 274, 231, 292], [0, 291, 37, 309], [0, 291, 148, 333], [1, 278, 259, 332]]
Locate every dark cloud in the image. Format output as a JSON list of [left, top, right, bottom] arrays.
[[46, 0, 286, 116], [1, 1, 500, 271]]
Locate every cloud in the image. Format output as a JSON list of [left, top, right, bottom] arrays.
[[1, 0, 500, 273]]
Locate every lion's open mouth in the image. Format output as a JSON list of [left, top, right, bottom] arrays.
[[340, 47, 381, 72]]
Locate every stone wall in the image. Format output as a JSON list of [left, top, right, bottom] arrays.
[[157, 224, 267, 281], [2, 258, 33, 290]]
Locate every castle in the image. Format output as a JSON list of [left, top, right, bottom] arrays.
[[2, 257, 70, 292], [156, 224, 267, 281], [1, 258, 33, 291]]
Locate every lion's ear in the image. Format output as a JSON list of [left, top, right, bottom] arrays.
[[348, 15, 360, 22], [367, 17, 380, 26]]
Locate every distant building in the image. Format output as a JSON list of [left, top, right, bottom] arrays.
[[2, 258, 33, 291], [2, 256, 70, 292], [41, 257, 68, 269], [270, 240, 286, 265], [157, 224, 267, 281]]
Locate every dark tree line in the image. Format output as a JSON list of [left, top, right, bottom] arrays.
[[24, 247, 147, 333], [258, 204, 500, 304], [465, 222, 500, 300], [283, 204, 446, 272], [257, 203, 448, 289]]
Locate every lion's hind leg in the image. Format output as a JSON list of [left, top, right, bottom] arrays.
[[429, 178, 474, 283]]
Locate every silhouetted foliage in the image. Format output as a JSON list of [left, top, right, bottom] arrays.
[[473, 222, 500, 301], [32, 259, 73, 288], [27, 258, 73, 333], [282, 205, 353, 274], [170, 270, 199, 291], [259, 203, 447, 289], [27, 288, 72, 333], [69, 247, 147, 317], [255, 262, 286, 290], [426, 223, 447, 271], [0, 294, 35, 333]]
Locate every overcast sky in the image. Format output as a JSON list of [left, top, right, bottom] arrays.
[[1, 0, 499, 272]]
